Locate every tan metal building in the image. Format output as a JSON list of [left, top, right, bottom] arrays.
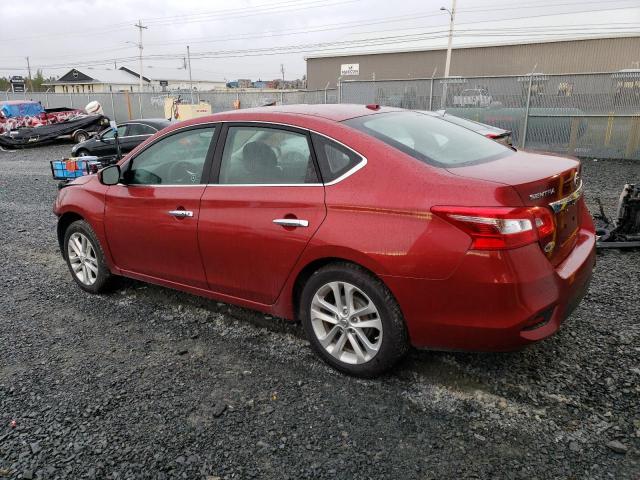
[[306, 36, 640, 90]]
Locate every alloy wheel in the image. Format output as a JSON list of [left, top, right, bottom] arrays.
[[310, 281, 382, 365], [67, 232, 99, 286]]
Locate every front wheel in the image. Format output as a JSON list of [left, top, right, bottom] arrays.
[[299, 262, 409, 377], [63, 220, 112, 293]]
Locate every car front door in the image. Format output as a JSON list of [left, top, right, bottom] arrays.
[[198, 123, 326, 304], [104, 125, 218, 288], [95, 124, 127, 155]]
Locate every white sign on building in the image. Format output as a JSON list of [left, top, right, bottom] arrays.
[[340, 64, 360, 76]]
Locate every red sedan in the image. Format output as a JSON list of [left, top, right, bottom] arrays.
[[54, 105, 595, 377]]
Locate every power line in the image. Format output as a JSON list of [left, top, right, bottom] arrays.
[[4, 0, 639, 75], [4, 24, 638, 72], [1, 0, 364, 42]]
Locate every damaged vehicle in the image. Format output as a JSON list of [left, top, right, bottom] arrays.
[[594, 184, 640, 249], [0, 100, 109, 148], [53, 104, 595, 377]]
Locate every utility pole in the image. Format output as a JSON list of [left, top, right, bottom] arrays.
[[280, 64, 285, 90], [26, 56, 32, 92], [134, 19, 147, 116], [440, 0, 456, 108], [187, 46, 194, 104]]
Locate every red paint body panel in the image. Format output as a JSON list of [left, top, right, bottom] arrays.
[[104, 185, 209, 288], [198, 185, 326, 304], [54, 105, 596, 353], [381, 213, 595, 351]]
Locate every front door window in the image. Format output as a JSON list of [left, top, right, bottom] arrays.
[[124, 127, 215, 185]]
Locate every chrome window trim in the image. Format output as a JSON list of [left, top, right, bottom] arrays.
[[214, 120, 367, 187], [122, 119, 367, 187]]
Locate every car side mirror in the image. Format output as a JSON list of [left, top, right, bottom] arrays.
[[99, 164, 120, 185]]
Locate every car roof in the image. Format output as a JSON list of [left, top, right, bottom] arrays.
[[208, 104, 402, 122]]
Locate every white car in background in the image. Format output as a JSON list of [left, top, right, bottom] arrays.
[[453, 88, 493, 107]]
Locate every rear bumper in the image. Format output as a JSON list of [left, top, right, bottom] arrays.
[[382, 228, 596, 352]]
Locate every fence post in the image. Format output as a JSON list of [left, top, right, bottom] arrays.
[[69, 92, 73, 108], [110, 91, 117, 122], [280, 91, 284, 105], [338, 77, 342, 104], [429, 78, 434, 111], [45, 90, 49, 108], [625, 115, 640, 159], [520, 72, 534, 149], [4, 89, 8, 101], [124, 91, 133, 120]]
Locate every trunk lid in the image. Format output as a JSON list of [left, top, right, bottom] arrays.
[[446, 150, 582, 265]]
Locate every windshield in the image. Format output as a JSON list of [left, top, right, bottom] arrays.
[[344, 111, 512, 167]]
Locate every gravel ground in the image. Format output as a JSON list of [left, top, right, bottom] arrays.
[[0, 143, 639, 480]]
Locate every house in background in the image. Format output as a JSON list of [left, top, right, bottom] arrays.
[[44, 66, 226, 93], [43, 68, 150, 93]]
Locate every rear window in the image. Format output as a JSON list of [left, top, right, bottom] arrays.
[[344, 111, 512, 167], [311, 133, 362, 182]]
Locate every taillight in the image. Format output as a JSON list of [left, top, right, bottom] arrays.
[[485, 133, 499, 139], [432, 206, 556, 251]]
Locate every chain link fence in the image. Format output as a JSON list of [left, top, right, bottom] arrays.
[[2, 88, 338, 123], [339, 71, 640, 160], [4, 72, 639, 159]]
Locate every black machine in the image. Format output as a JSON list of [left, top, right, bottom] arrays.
[[594, 184, 640, 249]]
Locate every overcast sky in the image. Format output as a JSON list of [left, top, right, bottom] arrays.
[[0, 0, 638, 82]]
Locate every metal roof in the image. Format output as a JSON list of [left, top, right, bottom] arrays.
[[305, 33, 640, 60], [43, 68, 148, 86]]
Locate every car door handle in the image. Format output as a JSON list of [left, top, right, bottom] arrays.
[[168, 210, 194, 218], [273, 218, 309, 228]]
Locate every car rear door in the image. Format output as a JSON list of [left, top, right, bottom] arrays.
[[121, 122, 157, 152], [104, 124, 218, 288], [198, 122, 326, 304]]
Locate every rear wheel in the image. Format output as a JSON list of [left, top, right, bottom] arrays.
[[75, 149, 90, 157], [72, 130, 89, 144], [299, 262, 409, 377], [63, 220, 112, 293]]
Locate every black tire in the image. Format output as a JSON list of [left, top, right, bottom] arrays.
[[63, 220, 113, 293], [72, 130, 89, 144], [75, 148, 90, 157], [299, 262, 409, 378]]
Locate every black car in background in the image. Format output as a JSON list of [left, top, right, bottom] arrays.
[[71, 119, 170, 157]]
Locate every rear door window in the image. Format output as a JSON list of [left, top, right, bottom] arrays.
[[126, 123, 156, 136], [218, 126, 319, 184]]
